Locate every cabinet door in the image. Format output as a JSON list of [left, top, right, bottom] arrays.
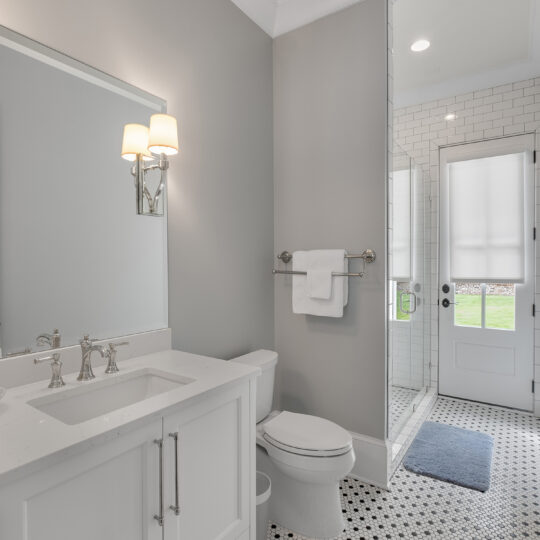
[[0, 419, 163, 540], [163, 382, 253, 540]]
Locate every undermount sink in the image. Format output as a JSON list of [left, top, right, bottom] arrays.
[[28, 368, 194, 425]]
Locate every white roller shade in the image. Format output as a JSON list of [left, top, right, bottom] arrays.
[[391, 168, 411, 281], [449, 152, 525, 283]]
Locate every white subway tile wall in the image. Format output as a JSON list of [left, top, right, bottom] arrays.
[[387, 3, 432, 438], [394, 76, 540, 417]]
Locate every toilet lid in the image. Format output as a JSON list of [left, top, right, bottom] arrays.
[[263, 411, 352, 455]]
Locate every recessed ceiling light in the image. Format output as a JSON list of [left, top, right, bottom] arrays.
[[410, 39, 430, 52], [444, 113, 457, 121]]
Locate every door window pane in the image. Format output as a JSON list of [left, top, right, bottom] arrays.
[[454, 282, 482, 327], [396, 282, 411, 321], [485, 283, 515, 330]]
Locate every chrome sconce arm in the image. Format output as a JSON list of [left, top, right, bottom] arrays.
[[121, 114, 179, 217], [131, 153, 169, 216]]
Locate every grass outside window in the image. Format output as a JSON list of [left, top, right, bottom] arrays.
[[396, 287, 411, 321], [454, 285, 515, 330]]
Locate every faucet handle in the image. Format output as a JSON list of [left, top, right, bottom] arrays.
[[80, 334, 95, 347], [104, 341, 129, 374], [34, 353, 65, 389], [34, 352, 60, 365], [108, 341, 129, 351]]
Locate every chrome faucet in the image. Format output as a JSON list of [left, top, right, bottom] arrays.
[[77, 335, 106, 381], [34, 353, 65, 388], [36, 329, 61, 349]]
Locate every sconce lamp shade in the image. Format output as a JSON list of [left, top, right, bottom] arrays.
[[121, 123, 153, 161], [148, 114, 178, 156]]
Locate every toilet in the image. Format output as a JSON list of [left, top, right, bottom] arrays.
[[231, 350, 355, 539]]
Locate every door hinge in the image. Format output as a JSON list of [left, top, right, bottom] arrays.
[[534, 150, 537, 164], [533, 304, 536, 317], [533, 380, 535, 394], [534, 227, 537, 241]]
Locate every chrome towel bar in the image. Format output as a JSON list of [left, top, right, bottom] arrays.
[[272, 269, 366, 277], [273, 249, 376, 278]]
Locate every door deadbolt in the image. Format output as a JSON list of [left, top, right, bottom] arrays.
[[442, 284, 450, 294]]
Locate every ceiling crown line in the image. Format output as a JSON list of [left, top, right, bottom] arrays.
[[230, 0, 364, 38]]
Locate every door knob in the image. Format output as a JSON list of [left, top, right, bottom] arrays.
[[441, 298, 457, 308]]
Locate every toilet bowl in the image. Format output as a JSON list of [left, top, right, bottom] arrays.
[[231, 351, 356, 539]]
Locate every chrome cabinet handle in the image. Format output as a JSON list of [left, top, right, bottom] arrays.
[[169, 432, 180, 515], [153, 438, 164, 527]]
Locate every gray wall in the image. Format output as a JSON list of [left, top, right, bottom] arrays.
[[273, 0, 387, 440], [0, 0, 275, 359]]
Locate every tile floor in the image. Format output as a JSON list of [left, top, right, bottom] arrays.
[[266, 397, 540, 539], [389, 386, 420, 433]]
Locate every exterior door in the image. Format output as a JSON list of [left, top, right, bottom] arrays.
[[439, 134, 535, 411]]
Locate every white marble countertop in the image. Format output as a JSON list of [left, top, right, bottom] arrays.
[[0, 349, 259, 487]]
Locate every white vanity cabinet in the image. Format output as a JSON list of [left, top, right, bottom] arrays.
[[0, 418, 164, 540], [0, 379, 255, 540], [163, 382, 253, 540]]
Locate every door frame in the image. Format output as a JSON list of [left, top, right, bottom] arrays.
[[438, 133, 536, 411]]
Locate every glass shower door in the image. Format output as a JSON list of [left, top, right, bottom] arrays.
[[388, 144, 428, 439]]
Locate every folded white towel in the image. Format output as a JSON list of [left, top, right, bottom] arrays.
[[292, 249, 348, 317], [307, 268, 332, 299]]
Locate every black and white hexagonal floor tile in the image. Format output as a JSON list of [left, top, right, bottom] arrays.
[[266, 397, 540, 539]]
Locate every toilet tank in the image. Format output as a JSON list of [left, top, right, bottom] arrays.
[[230, 350, 278, 423]]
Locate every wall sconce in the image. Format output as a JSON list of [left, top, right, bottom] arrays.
[[121, 114, 178, 216]]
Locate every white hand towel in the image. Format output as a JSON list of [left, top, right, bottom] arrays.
[[307, 268, 332, 299], [292, 249, 348, 317]]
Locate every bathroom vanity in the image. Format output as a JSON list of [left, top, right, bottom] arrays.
[[0, 21, 260, 540], [0, 350, 259, 540]]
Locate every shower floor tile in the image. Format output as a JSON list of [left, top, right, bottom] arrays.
[[389, 386, 419, 433], [266, 396, 540, 539]]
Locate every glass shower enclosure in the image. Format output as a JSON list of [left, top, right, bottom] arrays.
[[387, 142, 430, 441]]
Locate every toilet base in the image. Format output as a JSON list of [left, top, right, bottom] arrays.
[[256, 446, 345, 539]]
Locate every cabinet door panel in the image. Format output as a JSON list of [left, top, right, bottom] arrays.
[[0, 420, 162, 540], [27, 445, 146, 540], [164, 384, 251, 540]]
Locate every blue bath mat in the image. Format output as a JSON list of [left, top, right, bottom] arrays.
[[403, 421, 493, 492]]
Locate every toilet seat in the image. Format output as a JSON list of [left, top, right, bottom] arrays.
[[262, 411, 352, 457]]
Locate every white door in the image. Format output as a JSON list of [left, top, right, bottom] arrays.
[[439, 134, 535, 411]]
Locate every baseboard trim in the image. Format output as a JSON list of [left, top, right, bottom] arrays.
[[349, 432, 390, 490], [348, 472, 388, 491]]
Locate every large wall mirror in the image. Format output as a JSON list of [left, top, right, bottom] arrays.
[[0, 26, 168, 358]]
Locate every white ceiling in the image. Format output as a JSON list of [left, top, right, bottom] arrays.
[[230, 0, 363, 37], [394, 0, 540, 107]]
